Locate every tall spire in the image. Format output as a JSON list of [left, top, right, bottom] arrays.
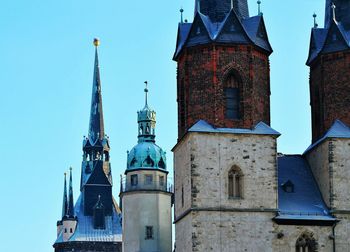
[[88, 38, 105, 144], [137, 81, 156, 143], [61, 173, 68, 219], [67, 167, 75, 218]]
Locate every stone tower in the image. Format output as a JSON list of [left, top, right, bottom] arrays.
[[174, 0, 272, 138], [53, 40, 122, 252], [173, 1, 280, 251], [120, 83, 173, 252], [307, 0, 350, 142], [305, 1, 350, 251]]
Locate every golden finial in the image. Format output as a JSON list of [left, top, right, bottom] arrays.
[[93, 38, 100, 47]]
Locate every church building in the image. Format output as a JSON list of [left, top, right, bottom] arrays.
[[53, 0, 350, 251], [173, 0, 350, 251]]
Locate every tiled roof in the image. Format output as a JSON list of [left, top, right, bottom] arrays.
[[304, 120, 350, 154], [174, 9, 272, 59], [276, 155, 335, 223], [55, 195, 122, 244]]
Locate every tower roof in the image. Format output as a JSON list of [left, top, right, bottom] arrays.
[[61, 173, 68, 219], [88, 39, 105, 144], [67, 168, 75, 218], [174, 7, 272, 60], [325, 0, 350, 29]]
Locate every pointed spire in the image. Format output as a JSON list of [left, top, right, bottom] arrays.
[[61, 173, 68, 219], [67, 167, 75, 218], [88, 38, 105, 144], [313, 13, 318, 28], [144, 81, 149, 108]]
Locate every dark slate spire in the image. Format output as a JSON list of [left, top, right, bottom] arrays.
[[88, 38, 105, 144], [325, 0, 350, 29], [67, 167, 75, 218], [61, 173, 68, 219], [197, 0, 249, 22]]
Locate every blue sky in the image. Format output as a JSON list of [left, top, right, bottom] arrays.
[[0, 0, 325, 251]]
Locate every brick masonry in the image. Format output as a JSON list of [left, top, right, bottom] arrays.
[[176, 44, 270, 138], [309, 50, 350, 142]]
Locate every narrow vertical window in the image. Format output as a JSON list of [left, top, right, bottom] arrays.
[[145, 226, 154, 240], [225, 88, 239, 119], [159, 176, 164, 186], [145, 175, 153, 185], [181, 185, 184, 207], [228, 166, 242, 198], [296, 232, 317, 252], [131, 174, 138, 186]]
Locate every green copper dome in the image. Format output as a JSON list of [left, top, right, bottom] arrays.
[[126, 82, 167, 172]]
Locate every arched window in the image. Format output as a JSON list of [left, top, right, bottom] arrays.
[[224, 74, 241, 119], [296, 232, 317, 252], [228, 166, 243, 198]]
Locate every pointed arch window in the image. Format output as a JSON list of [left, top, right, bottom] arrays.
[[296, 232, 317, 252], [224, 74, 241, 119], [228, 166, 243, 198]]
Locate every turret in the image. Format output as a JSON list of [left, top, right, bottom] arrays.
[[121, 83, 172, 252], [174, 0, 272, 138]]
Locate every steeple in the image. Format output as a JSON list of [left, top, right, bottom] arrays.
[[61, 173, 68, 219], [67, 167, 75, 218], [137, 81, 156, 143], [325, 0, 350, 29], [88, 38, 105, 144], [197, 0, 249, 22]]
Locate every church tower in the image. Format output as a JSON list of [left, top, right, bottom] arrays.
[[173, 1, 280, 251], [307, 0, 350, 142], [53, 39, 122, 252], [120, 83, 173, 252], [174, 0, 272, 138]]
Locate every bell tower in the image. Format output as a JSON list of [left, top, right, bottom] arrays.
[[174, 0, 272, 138], [307, 0, 350, 142]]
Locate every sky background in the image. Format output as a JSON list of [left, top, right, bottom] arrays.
[[0, 0, 326, 251]]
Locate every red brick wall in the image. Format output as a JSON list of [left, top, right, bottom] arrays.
[[176, 44, 270, 138], [310, 50, 350, 142]]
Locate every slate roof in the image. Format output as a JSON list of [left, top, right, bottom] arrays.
[[304, 119, 350, 154], [55, 196, 122, 244], [307, 20, 350, 65], [174, 9, 272, 59], [188, 120, 280, 136], [275, 155, 336, 224]]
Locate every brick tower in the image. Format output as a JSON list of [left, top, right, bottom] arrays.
[[174, 0, 272, 138], [307, 0, 350, 143]]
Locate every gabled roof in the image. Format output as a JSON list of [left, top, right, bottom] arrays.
[[55, 195, 122, 244], [188, 120, 280, 136], [307, 20, 350, 65], [173, 9, 272, 60], [304, 119, 350, 154], [275, 155, 336, 225]]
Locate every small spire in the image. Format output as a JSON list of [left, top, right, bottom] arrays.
[[231, 0, 234, 10], [194, 0, 200, 14], [144, 81, 149, 107], [313, 13, 318, 28], [61, 173, 68, 219], [67, 167, 75, 218], [180, 8, 184, 23], [332, 3, 337, 22], [257, 0, 262, 16]]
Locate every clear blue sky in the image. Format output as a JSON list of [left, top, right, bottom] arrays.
[[0, 0, 325, 251]]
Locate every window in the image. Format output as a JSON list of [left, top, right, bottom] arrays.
[[159, 176, 165, 186], [225, 88, 240, 119], [228, 166, 242, 198], [282, 180, 294, 193], [70, 228, 73, 233], [131, 174, 138, 186], [181, 185, 184, 207], [145, 175, 153, 185], [296, 232, 317, 252], [145, 226, 154, 240], [64, 228, 67, 233]]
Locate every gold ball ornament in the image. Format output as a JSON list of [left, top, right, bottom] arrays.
[[93, 38, 100, 47]]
